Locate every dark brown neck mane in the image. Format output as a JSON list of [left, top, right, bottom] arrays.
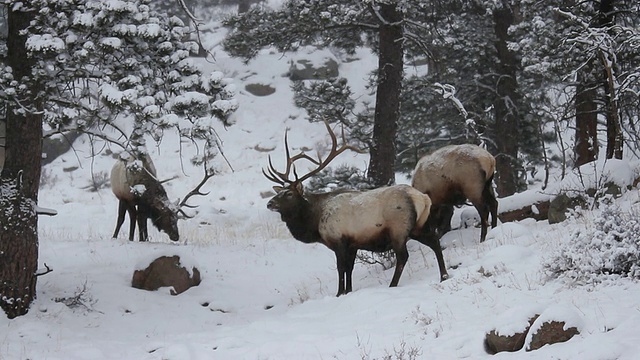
[[279, 194, 323, 244]]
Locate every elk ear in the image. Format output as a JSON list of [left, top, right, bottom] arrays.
[[294, 182, 304, 195], [272, 186, 284, 193]]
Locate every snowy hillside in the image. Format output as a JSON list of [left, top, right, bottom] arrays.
[[2, 20, 640, 360]]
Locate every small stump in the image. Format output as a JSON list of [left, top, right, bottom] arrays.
[[132, 255, 201, 295]]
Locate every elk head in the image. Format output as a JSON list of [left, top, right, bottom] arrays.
[[263, 122, 362, 217], [146, 164, 215, 241], [137, 181, 180, 241]]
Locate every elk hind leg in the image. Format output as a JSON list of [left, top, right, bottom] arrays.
[[335, 250, 347, 296], [345, 249, 357, 294], [475, 203, 490, 243], [126, 202, 137, 241], [483, 177, 498, 228], [389, 243, 409, 287], [136, 205, 150, 242], [113, 200, 129, 239]]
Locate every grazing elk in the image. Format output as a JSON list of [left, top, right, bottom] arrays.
[[111, 153, 213, 242], [264, 123, 448, 296], [411, 144, 498, 242]]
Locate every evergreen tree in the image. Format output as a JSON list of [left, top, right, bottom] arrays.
[[514, 0, 640, 168], [398, 0, 537, 195], [224, 0, 412, 186], [0, 0, 237, 318]]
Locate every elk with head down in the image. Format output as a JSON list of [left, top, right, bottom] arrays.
[[110, 153, 213, 242], [411, 144, 498, 243], [264, 123, 448, 296]]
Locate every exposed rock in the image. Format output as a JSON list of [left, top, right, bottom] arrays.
[[527, 320, 580, 351], [484, 315, 539, 355], [548, 194, 586, 224], [245, 83, 276, 96], [288, 58, 339, 81], [253, 143, 276, 152], [260, 190, 276, 199], [62, 166, 79, 173], [486, 304, 582, 354], [586, 181, 624, 198], [42, 130, 84, 166], [131, 255, 201, 295]]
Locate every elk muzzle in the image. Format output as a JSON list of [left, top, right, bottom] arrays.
[[267, 198, 279, 212]]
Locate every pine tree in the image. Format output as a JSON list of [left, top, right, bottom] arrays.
[[0, 0, 237, 318], [224, 0, 411, 186], [514, 0, 640, 168]]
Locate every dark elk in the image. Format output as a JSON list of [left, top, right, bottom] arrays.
[[411, 144, 498, 242], [264, 123, 448, 296], [110, 153, 213, 242]]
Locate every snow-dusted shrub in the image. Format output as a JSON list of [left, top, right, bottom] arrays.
[[544, 205, 640, 284], [305, 164, 373, 192]]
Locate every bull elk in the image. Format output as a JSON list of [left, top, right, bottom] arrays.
[[264, 123, 448, 296], [411, 144, 498, 242], [110, 153, 213, 242]]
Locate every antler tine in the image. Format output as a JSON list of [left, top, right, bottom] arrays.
[[295, 121, 365, 184], [264, 130, 298, 184], [178, 209, 194, 219], [263, 129, 321, 186], [263, 155, 286, 185], [263, 122, 364, 187], [178, 164, 215, 213], [262, 167, 283, 186]]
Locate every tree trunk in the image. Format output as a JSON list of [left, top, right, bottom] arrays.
[[0, 6, 42, 319], [598, 0, 623, 160], [238, 0, 251, 13], [574, 69, 599, 167], [602, 51, 623, 160], [367, 3, 403, 187], [492, 5, 521, 197]]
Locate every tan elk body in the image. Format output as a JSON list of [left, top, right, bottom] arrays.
[[110, 153, 214, 242], [411, 144, 498, 242], [265, 123, 448, 296], [316, 186, 432, 246], [111, 154, 179, 242]]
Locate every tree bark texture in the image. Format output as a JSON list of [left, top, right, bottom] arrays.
[[492, 5, 521, 197], [598, 0, 623, 160], [574, 68, 599, 167], [367, 2, 403, 187], [0, 5, 43, 318]]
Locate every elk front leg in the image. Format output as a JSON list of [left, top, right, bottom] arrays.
[[335, 246, 357, 296], [424, 235, 449, 281]]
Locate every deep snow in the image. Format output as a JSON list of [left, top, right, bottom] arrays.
[[2, 18, 640, 360]]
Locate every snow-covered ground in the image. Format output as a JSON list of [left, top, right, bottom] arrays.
[[3, 21, 640, 360]]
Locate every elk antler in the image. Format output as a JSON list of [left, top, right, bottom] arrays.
[[263, 121, 364, 187], [160, 175, 179, 184], [178, 164, 216, 219]]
